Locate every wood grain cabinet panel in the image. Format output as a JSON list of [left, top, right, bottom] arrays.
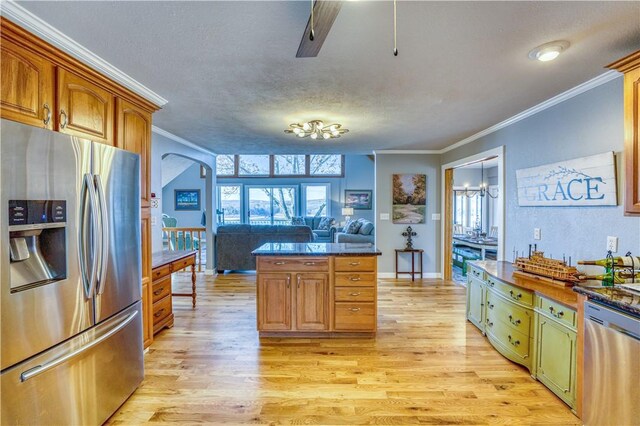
[[141, 208, 153, 348], [0, 37, 54, 129], [257, 273, 292, 331], [608, 51, 640, 215], [295, 273, 329, 331], [57, 68, 114, 144], [116, 99, 152, 207]]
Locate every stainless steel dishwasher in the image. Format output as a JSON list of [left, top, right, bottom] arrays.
[[583, 301, 640, 426]]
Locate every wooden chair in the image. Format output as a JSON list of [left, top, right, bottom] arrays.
[[453, 224, 464, 235], [489, 226, 498, 238]]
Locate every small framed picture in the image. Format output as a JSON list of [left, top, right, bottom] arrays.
[[175, 189, 201, 211], [345, 189, 372, 210]]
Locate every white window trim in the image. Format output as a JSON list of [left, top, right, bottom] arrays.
[[301, 183, 332, 218]]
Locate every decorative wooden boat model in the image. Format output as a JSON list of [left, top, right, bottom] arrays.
[[514, 250, 583, 283]]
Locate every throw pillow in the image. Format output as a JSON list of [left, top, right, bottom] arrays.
[[291, 216, 305, 225], [317, 217, 334, 230], [358, 221, 374, 235], [344, 219, 362, 234]]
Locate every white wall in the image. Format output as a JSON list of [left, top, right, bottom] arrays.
[[375, 154, 441, 276], [162, 163, 206, 227]]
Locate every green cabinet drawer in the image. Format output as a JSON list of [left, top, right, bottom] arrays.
[[535, 313, 577, 408], [486, 292, 533, 335], [485, 318, 532, 369], [467, 264, 485, 281], [535, 295, 577, 330], [486, 276, 533, 307]]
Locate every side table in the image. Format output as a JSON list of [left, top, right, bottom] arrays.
[[395, 248, 424, 281]]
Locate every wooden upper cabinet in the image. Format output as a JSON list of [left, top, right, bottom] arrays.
[[117, 99, 152, 207], [0, 37, 54, 129], [57, 68, 114, 144], [608, 50, 640, 215]]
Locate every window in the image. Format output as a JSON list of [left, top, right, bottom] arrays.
[[310, 154, 342, 176], [246, 186, 297, 225], [216, 155, 235, 176], [216, 155, 343, 177], [302, 184, 330, 217], [274, 155, 305, 175], [239, 155, 269, 176], [217, 185, 242, 224], [453, 189, 482, 230]]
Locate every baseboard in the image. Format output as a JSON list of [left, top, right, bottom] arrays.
[[377, 272, 442, 279]]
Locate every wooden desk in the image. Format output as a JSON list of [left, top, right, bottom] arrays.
[[150, 250, 197, 336], [395, 249, 424, 281]]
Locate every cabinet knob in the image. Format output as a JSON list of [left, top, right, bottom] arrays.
[[59, 109, 68, 129], [42, 103, 51, 125], [486, 320, 494, 327], [487, 302, 494, 309], [153, 288, 163, 296], [154, 308, 165, 318]]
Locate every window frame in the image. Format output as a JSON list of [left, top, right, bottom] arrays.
[[216, 184, 243, 224], [245, 184, 299, 225], [301, 183, 331, 218], [216, 154, 344, 178]]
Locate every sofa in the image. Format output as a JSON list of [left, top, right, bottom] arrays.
[[333, 218, 375, 244], [215, 224, 314, 272], [293, 216, 336, 242]]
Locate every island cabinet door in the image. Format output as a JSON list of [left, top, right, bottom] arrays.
[[535, 314, 577, 407], [258, 273, 292, 331], [295, 273, 329, 331], [466, 276, 485, 331]]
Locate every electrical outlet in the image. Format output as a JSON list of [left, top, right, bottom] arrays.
[[606, 236, 618, 253], [151, 216, 157, 226], [534, 228, 541, 240]]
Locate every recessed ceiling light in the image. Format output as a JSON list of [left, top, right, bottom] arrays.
[[528, 40, 570, 62]]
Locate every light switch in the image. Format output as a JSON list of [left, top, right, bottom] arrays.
[[380, 213, 390, 220], [432, 213, 441, 221]]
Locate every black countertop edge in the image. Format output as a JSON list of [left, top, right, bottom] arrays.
[[573, 286, 640, 317], [252, 242, 381, 256]]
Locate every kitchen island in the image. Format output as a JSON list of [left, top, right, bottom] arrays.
[[252, 242, 381, 337]]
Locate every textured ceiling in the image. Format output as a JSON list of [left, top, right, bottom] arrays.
[[16, 1, 640, 154]]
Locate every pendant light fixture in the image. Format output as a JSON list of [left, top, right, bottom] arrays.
[[464, 161, 498, 198]]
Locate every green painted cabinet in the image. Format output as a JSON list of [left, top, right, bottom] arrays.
[[534, 297, 577, 409], [466, 275, 486, 332]]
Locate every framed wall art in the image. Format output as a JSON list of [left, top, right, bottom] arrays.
[[175, 189, 201, 211], [392, 174, 426, 224], [345, 189, 372, 210]]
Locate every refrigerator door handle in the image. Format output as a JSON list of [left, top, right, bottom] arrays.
[[19, 310, 138, 382], [94, 174, 109, 295], [80, 173, 99, 299]]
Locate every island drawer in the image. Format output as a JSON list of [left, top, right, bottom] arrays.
[[335, 287, 375, 302], [334, 302, 376, 331], [485, 318, 531, 362], [258, 257, 329, 272], [486, 293, 533, 335], [335, 272, 376, 286], [467, 264, 485, 281], [172, 256, 194, 272], [487, 276, 533, 307], [152, 264, 171, 280], [536, 295, 577, 329], [152, 295, 172, 326], [335, 256, 376, 272], [152, 275, 171, 303]]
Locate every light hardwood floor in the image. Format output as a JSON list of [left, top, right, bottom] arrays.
[[107, 273, 580, 425]]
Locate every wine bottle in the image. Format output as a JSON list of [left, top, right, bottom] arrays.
[[578, 256, 640, 267], [581, 271, 640, 284]]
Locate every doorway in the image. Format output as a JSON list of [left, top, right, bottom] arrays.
[[441, 147, 505, 283]]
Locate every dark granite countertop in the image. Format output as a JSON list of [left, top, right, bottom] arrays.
[[252, 242, 381, 257], [152, 250, 197, 269], [573, 286, 640, 317]]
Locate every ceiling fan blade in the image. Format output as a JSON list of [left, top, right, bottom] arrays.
[[296, 1, 343, 58]]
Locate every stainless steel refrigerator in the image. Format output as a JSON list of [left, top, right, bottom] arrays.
[[0, 119, 143, 425]]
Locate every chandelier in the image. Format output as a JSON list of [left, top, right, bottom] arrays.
[[464, 160, 498, 199], [285, 120, 349, 140]]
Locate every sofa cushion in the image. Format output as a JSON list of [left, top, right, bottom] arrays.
[[344, 219, 362, 234], [358, 220, 374, 235], [314, 229, 330, 238], [317, 217, 334, 230], [312, 216, 322, 229], [291, 216, 305, 225]]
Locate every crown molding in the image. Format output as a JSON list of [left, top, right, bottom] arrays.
[[152, 126, 216, 156], [374, 150, 441, 155], [1, 1, 168, 107], [440, 70, 621, 154]]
